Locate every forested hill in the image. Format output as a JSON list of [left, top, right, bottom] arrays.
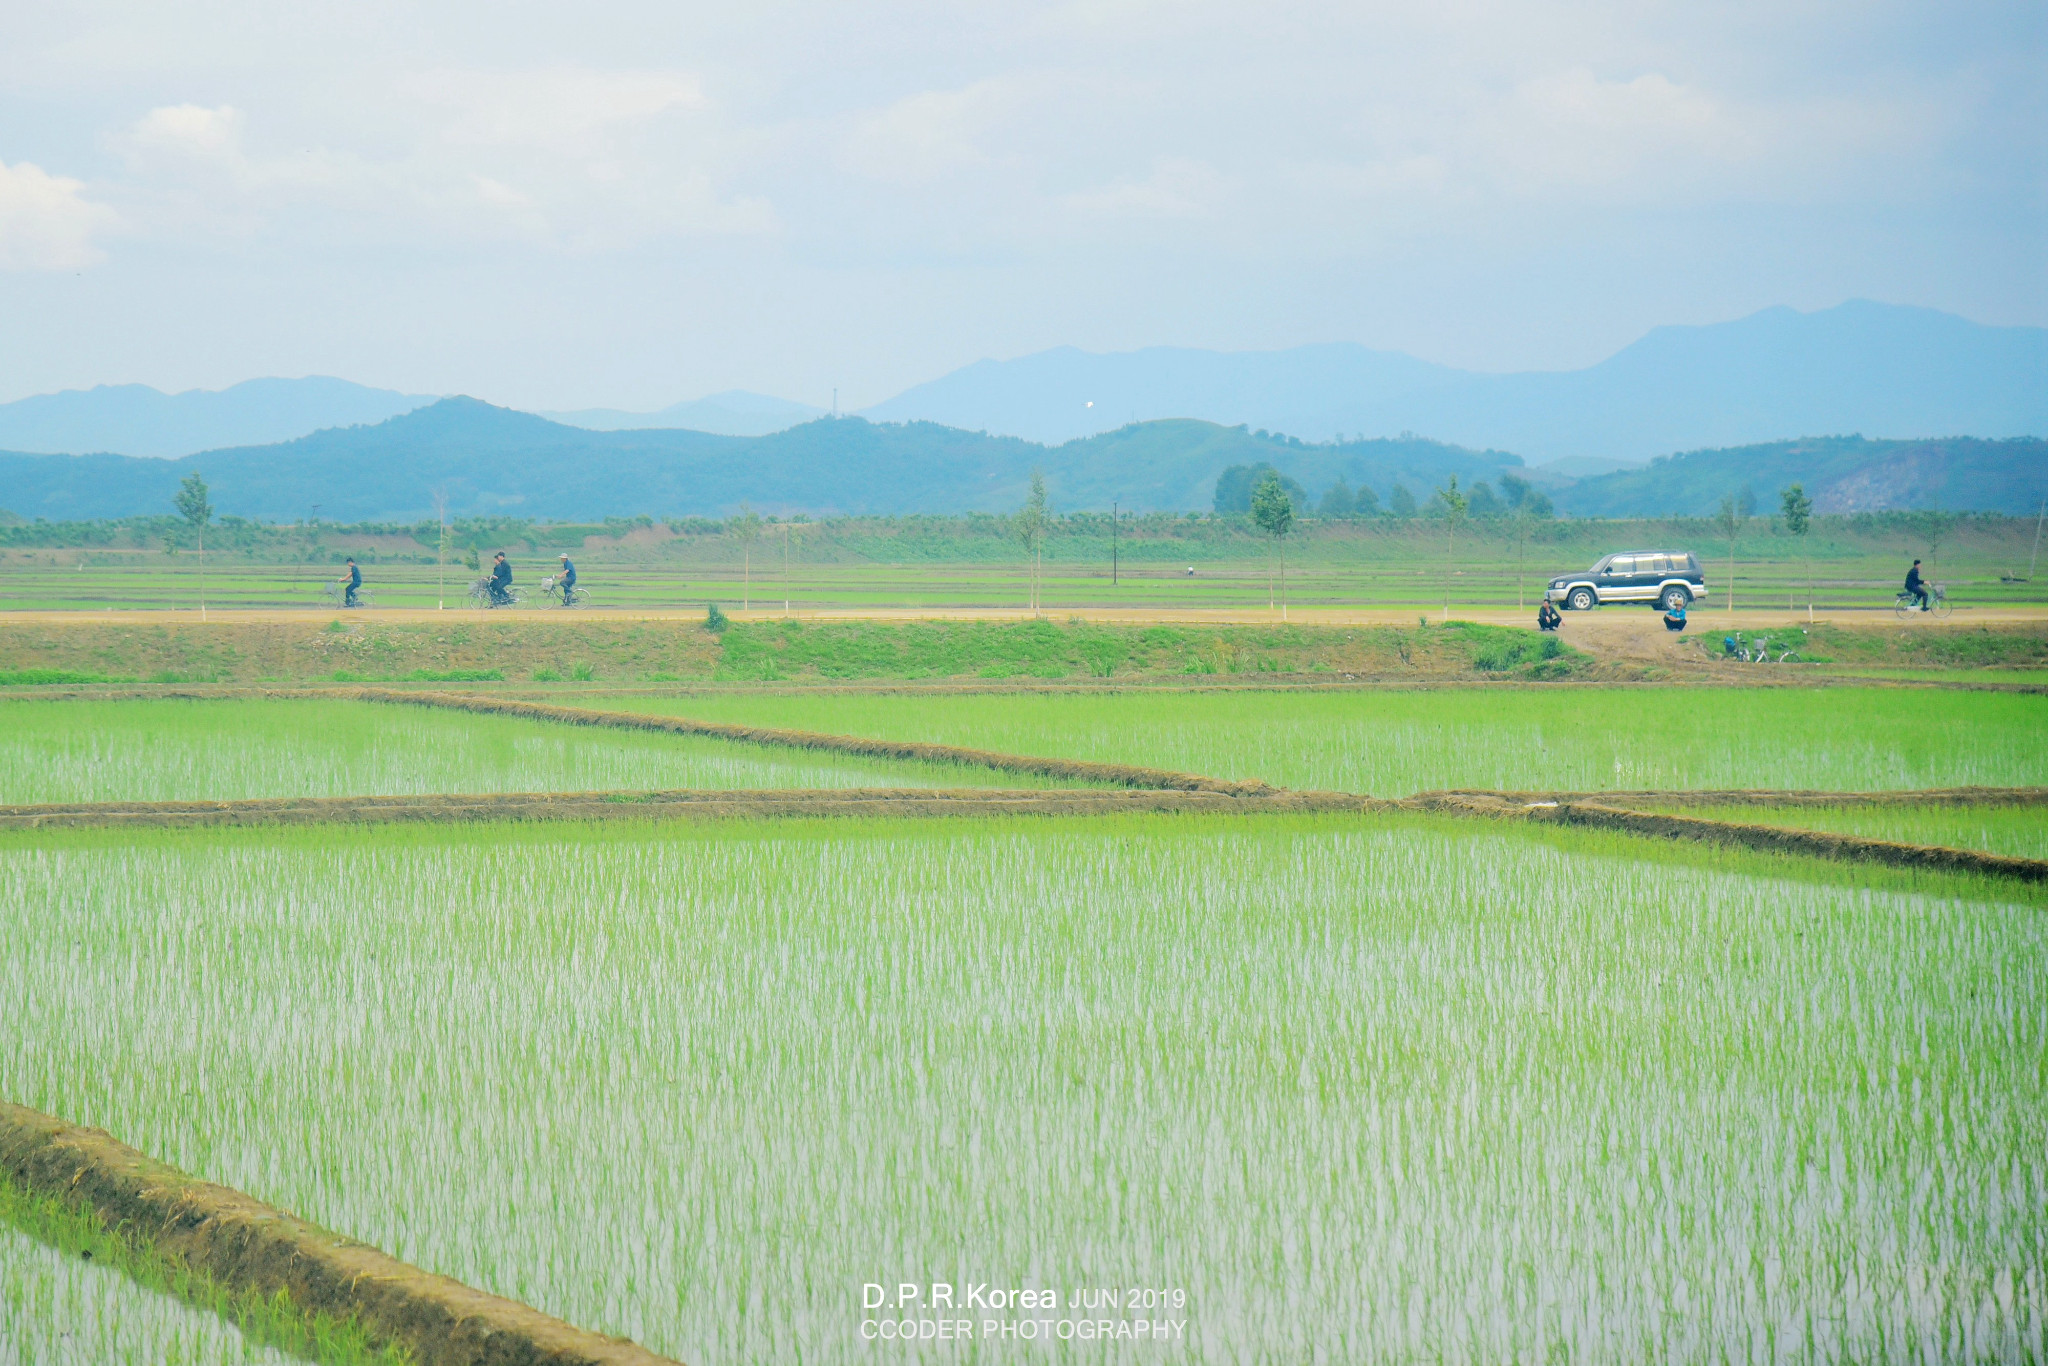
[[10, 395, 2033, 522], [0, 398, 1519, 522], [1556, 436, 2048, 518]]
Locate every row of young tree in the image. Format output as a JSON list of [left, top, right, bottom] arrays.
[[1213, 461, 1556, 521]]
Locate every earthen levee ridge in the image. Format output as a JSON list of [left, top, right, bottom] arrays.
[[0, 1101, 681, 1366]]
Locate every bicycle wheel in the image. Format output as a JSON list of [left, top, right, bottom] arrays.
[[1893, 596, 1915, 619], [1931, 592, 1954, 619]]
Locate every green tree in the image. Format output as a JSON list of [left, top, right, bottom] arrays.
[[1353, 483, 1381, 517], [432, 488, 451, 610], [1435, 474, 1468, 621], [1715, 494, 1745, 616], [173, 471, 213, 620], [1387, 483, 1417, 518], [1911, 509, 1958, 582], [730, 503, 763, 612], [1780, 483, 1813, 621], [1014, 470, 1051, 614], [1250, 470, 1295, 617], [1317, 478, 1354, 519]]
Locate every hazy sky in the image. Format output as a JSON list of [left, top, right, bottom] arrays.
[[1, 1, 2041, 408]]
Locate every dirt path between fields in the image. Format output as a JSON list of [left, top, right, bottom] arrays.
[[352, 687, 1277, 795], [0, 786, 1388, 830], [0, 1101, 678, 1366], [1455, 786, 2048, 808], [1411, 791, 2048, 883]]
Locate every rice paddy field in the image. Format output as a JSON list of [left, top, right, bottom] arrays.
[[1, 685, 2045, 1364], [0, 698, 1079, 804], [597, 686, 2048, 796], [3, 815, 2044, 1364]]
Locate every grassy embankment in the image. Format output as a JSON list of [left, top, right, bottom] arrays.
[[2, 814, 2040, 1363], [0, 1175, 406, 1366], [0, 617, 1585, 685]]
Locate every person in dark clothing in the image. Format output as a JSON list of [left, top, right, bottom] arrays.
[[556, 553, 577, 605], [488, 551, 513, 606], [1905, 559, 1929, 610], [342, 557, 361, 607], [1536, 600, 1562, 631]]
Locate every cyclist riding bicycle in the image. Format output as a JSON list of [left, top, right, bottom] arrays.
[[1904, 559, 1929, 611], [342, 557, 361, 608], [555, 553, 577, 605], [488, 551, 513, 606]]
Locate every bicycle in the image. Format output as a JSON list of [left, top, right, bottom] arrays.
[[467, 576, 524, 609], [540, 574, 589, 608], [1894, 584, 1952, 619], [320, 580, 373, 609]]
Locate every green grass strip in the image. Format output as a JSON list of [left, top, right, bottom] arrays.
[[0, 1169, 412, 1366]]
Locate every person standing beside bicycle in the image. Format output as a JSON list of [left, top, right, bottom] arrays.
[[1904, 559, 1930, 611], [343, 557, 362, 608]]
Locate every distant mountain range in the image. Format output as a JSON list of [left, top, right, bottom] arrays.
[[866, 302, 2047, 460], [0, 399, 1524, 522], [6, 301, 2040, 467], [0, 377, 435, 460], [1554, 435, 2048, 519], [541, 391, 824, 437], [0, 397, 2039, 524]]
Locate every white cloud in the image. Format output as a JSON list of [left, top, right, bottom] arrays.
[[128, 102, 245, 160], [1065, 157, 1225, 218], [110, 76, 771, 247], [844, 80, 1025, 183], [407, 68, 707, 154], [0, 160, 116, 270]]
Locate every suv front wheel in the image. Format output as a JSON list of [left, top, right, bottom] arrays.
[[1566, 586, 1596, 611], [1658, 585, 1691, 612]]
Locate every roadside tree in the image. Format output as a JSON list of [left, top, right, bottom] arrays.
[[1015, 470, 1051, 614], [174, 471, 213, 620], [1250, 470, 1295, 618], [1434, 475, 1468, 621], [1716, 495, 1745, 616], [1780, 483, 1813, 621]]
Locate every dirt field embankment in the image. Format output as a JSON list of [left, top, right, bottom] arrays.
[[357, 689, 1277, 795], [0, 786, 1392, 831], [1466, 786, 2048, 809], [1415, 792, 2048, 882], [0, 1101, 680, 1366]]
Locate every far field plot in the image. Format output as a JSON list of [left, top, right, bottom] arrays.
[[0, 698, 1077, 804], [2, 815, 2041, 1363], [600, 686, 2048, 795]]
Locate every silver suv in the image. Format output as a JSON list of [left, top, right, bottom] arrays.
[[1546, 550, 1708, 612]]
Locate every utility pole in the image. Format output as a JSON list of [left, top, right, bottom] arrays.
[[2031, 496, 2046, 582], [1111, 499, 1118, 588]]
